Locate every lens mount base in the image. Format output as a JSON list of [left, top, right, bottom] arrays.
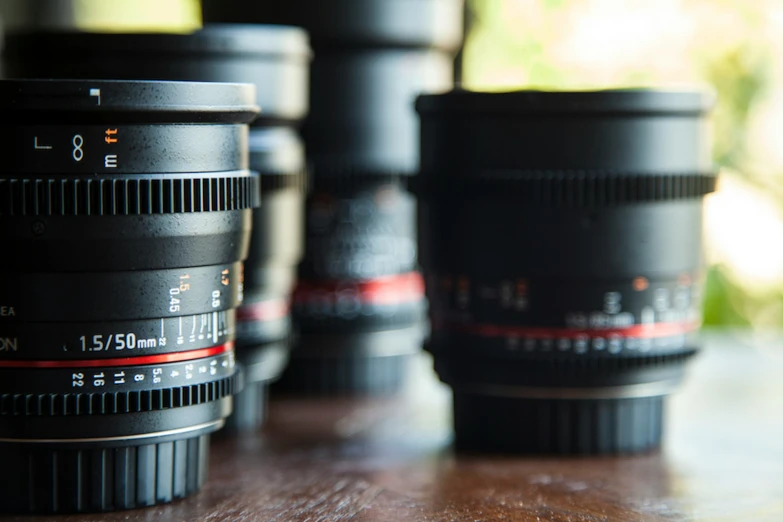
[[273, 326, 424, 396], [452, 392, 665, 455], [0, 431, 212, 514]]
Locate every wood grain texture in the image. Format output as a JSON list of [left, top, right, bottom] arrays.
[[4, 331, 783, 521]]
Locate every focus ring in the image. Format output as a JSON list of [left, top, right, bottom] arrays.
[[0, 374, 239, 417], [417, 172, 716, 204], [0, 173, 260, 216]]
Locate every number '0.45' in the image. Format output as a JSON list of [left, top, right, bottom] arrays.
[[170, 287, 182, 313]]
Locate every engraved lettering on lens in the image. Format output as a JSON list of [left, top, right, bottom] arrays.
[[104, 154, 117, 168], [0, 80, 259, 514], [104, 128, 118, 144], [0, 338, 17, 351], [33, 136, 52, 150], [71, 134, 84, 162]]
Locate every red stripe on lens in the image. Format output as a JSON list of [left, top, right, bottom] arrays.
[[437, 322, 699, 339], [0, 342, 233, 369], [293, 271, 425, 306], [236, 299, 290, 323]]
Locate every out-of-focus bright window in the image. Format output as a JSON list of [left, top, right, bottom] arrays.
[[463, 0, 783, 327], [0, 0, 201, 32]]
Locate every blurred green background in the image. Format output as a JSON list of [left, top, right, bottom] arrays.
[[463, 0, 783, 328]]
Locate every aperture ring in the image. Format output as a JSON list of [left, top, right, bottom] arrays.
[[0, 373, 239, 417], [0, 171, 260, 216], [416, 172, 716, 204]]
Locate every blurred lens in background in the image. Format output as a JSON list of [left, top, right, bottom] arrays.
[[203, 0, 465, 395], [416, 90, 715, 454], [4, 24, 312, 430]]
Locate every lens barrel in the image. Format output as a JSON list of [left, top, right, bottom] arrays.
[[416, 90, 715, 454], [4, 25, 311, 430], [0, 79, 258, 513], [280, 175, 427, 394], [203, 0, 463, 175], [205, 0, 463, 395]]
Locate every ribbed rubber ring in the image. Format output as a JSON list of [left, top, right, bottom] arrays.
[[453, 394, 665, 454], [0, 433, 209, 513], [0, 172, 260, 216], [415, 172, 716, 204], [274, 352, 412, 396], [0, 374, 239, 416]]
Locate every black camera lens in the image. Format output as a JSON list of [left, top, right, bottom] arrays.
[[416, 90, 715, 454], [0, 79, 258, 513], [204, 0, 463, 395], [4, 25, 311, 430], [279, 175, 427, 394], [203, 0, 463, 175]]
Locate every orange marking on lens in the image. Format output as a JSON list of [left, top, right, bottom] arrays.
[[632, 277, 649, 291]]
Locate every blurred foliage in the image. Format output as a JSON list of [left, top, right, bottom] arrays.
[[72, 0, 201, 32], [463, 0, 783, 326], [0, 0, 201, 32], [74, 0, 201, 32], [703, 46, 770, 171]]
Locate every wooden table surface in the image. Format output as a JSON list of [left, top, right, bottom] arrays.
[[4, 330, 783, 521]]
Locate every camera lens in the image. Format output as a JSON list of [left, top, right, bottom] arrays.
[[416, 90, 715, 454], [0, 79, 258, 513], [280, 175, 427, 394], [205, 0, 462, 175], [204, 0, 463, 394], [4, 25, 311, 430]]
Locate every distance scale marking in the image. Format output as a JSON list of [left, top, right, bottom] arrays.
[[0, 263, 242, 323], [427, 273, 702, 356], [3, 124, 247, 174], [0, 345, 236, 394], [432, 318, 699, 356], [0, 310, 235, 360]]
